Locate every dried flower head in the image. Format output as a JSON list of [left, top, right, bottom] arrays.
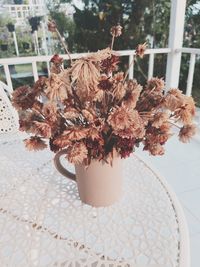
[[12, 86, 35, 110], [24, 136, 47, 151], [101, 54, 120, 73], [148, 143, 165, 156], [123, 84, 142, 109], [112, 82, 126, 100], [33, 122, 52, 138], [48, 20, 57, 32], [135, 43, 147, 58], [51, 54, 63, 64], [146, 77, 165, 92], [66, 142, 88, 164], [151, 112, 169, 128], [110, 25, 123, 37], [107, 106, 135, 130], [179, 124, 196, 143], [70, 58, 100, 92], [45, 73, 68, 101], [64, 108, 80, 120]]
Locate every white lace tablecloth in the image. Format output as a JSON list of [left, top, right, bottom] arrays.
[[0, 139, 180, 267]]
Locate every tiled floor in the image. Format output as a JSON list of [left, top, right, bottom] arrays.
[[136, 131, 200, 267]]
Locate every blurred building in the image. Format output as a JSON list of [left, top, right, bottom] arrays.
[[2, 0, 47, 27]]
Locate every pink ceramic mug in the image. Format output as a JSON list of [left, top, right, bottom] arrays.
[[54, 149, 123, 207]]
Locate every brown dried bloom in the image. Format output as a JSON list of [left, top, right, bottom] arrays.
[[70, 58, 100, 92], [50, 54, 63, 74], [175, 106, 193, 125], [50, 54, 63, 64], [33, 76, 47, 95], [45, 74, 68, 101], [179, 124, 196, 143], [135, 43, 147, 58], [42, 103, 58, 123], [24, 136, 47, 151], [64, 108, 80, 120], [114, 110, 145, 139], [48, 20, 57, 32], [151, 112, 169, 128], [12, 86, 35, 110], [164, 89, 185, 111], [113, 72, 124, 82], [98, 75, 113, 91], [148, 143, 165, 156], [174, 97, 195, 125], [107, 106, 135, 130], [66, 142, 88, 164], [33, 122, 52, 138], [82, 109, 95, 122], [61, 128, 88, 142], [110, 25, 123, 37], [126, 79, 139, 91], [123, 84, 142, 109], [146, 77, 165, 92], [112, 82, 126, 100], [87, 127, 100, 140], [101, 54, 120, 73]]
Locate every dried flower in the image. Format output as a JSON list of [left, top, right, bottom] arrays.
[[50, 54, 63, 74], [123, 84, 142, 109], [98, 75, 113, 90], [33, 122, 52, 138], [151, 112, 169, 128], [113, 72, 124, 82], [51, 54, 63, 64], [70, 58, 100, 92], [66, 142, 88, 164], [147, 143, 165, 156], [117, 137, 135, 158], [64, 108, 80, 120], [13, 26, 196, 165], [112, 82, 126, 100], [135, 43, 147, 58], [48, 20, 57, 32], [164, 88, 185, 111], [146, 77, 165, 92], [33, 76, 47, 95], [82, 109, 95, 122], [107, 106, 135, 130], [101, 54, 119, 73], [110, 25, 123, 37], [179, 124, 196, 143], [12, 86, 35, 110], [24, 136, 47, 151], [45, 73, 68, 101], [61, 128, 88, 142]]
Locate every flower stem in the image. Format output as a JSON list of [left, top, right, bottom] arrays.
[[55, 29, 72, 65], [123, 56, 135, 83], [111, 35, 115, 50]]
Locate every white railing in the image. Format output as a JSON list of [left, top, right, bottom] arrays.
[[0, 47, 199, 98], [0, 48, 171, 91]]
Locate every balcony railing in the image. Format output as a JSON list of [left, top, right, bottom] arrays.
[[0, 47, 199, 98]]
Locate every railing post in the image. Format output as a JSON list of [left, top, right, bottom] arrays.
[[148, 53, 154, 80], [32, 61, 39, 82], [128, 54, 134, 80], [165, 0, 187, 90], [186, 53, 196, 96], [3, 64, 13, 92]]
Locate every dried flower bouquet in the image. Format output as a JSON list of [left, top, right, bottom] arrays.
[[12, 23, 196, 166]]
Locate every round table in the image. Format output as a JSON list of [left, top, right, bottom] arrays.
[[0, 139, 188, 267]]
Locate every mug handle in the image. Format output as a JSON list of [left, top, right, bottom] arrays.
[[54, 149, 76, 181]]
